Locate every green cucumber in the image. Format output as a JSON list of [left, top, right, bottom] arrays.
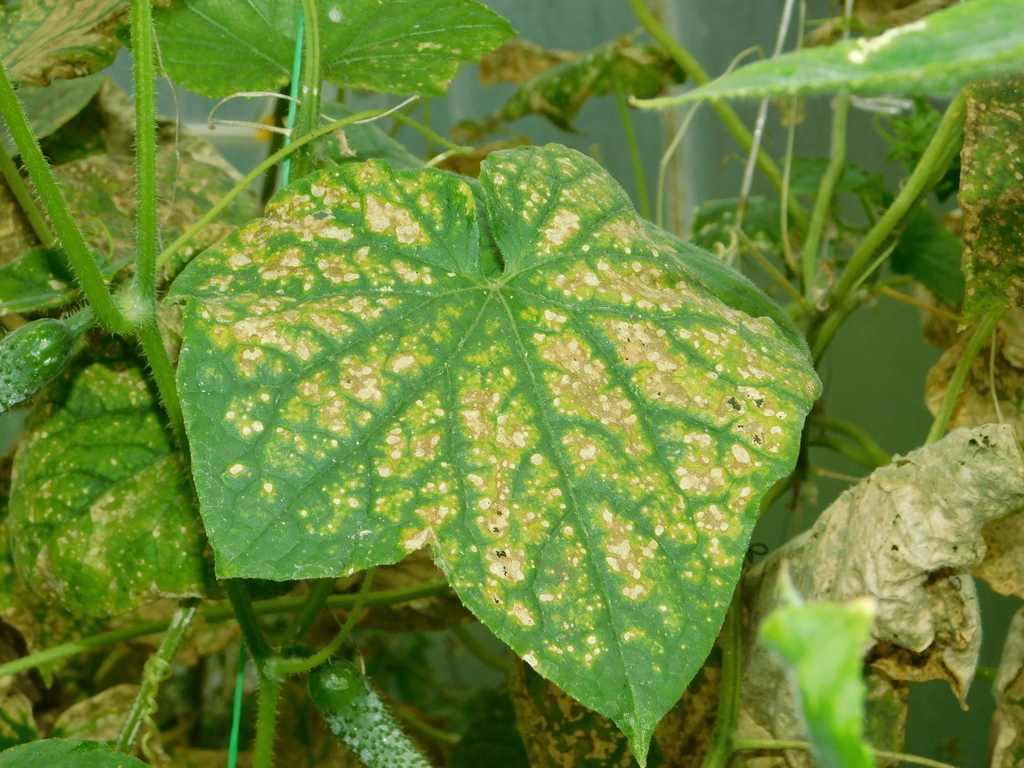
[[309, 660, 433, 768], [0, 310, 93, 414]]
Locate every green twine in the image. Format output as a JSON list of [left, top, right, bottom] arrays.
[[281, 4, 305, 186], [228, 642, 247, 768]]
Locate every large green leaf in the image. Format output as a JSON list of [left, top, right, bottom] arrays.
[[170, 144, 819, 759], [0, 739, 148, 768], [890, 203, 963, 307], [760, 596, 877, 768], [638, 0, 1024, 105], [0, 0, 126, 86], [154, 0, 515, 99], [960, 78, 1024, 321], [9, 341, 214, 617]]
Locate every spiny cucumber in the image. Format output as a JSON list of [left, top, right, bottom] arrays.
[[308, 660, 433, 768], [0, 310, 93, 414]]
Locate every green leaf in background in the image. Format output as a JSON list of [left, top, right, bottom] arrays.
[[0, 0, 126, 86], [9, 340, 214, 618], [319, 102, 425, 171], [171, 143, 818, 759], [0, 738, 148, 768], [154, 0, 515, 99], [0, 135, 260, 317], [760, 594, 877, 768], [960, 77, 1024, 321], [686, 197, 782, 254], [1, 73, 104, 156], [490, 35, 683, 131], [637, 0, 1024, 105], [890, 203, 963, 306]]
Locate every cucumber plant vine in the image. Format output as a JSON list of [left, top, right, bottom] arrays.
[[0, 0, 1022, 767]]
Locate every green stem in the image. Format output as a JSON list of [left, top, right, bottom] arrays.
[[282, 579, 336, 643], [830, 91, 966, 309], [802, 92, 850, 300], [393, 703, 461, 746], [228, 643, 246, 768], [291, 0, 322, 180], [452, 623, 511, 672], [812, 415, 891, 468], [732, 738, 961, 768], [614, 84, 651, 220], [227, 581, 273, 664], [700, 592, 742, 768], [391, 112, 471, 155], [129, 0, 158, 302], [136, 319, 188, 454], [0, 61, 128, 333], [810, 288, 866, 363], [155, 107, 404, 272], [808, 434, 877, 471], [734, 228, 811, 311], [0, 579, 451, 681], [0, 141, 52, 245], [626, 0, 807, 231], [252, 668, 282, 768], [926, 307, 1006, 444], [275, 569, 375, 676], [115, 600, 198, 753]]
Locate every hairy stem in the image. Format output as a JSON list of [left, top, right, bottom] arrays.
[[0, 62, 127, 332], [252, 667, 282, 768], [614, 85, 651, 219], [926, 307, 1006, 444], [115, 600, 198, 753], [700, 592, 742, 768], [130, 0, 158, 302], [136, 319, 188, 455], [0, 141, 52, 245], [830, 91, 966, 308], [0, 579, 451, 681], [802, 92, 850, 300], [732, 738, 961, 768], [275, 568, 375, 676], [626, 0, 808, 230]]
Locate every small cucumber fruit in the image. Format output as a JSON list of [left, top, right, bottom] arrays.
[[308, 660, 433, 768], [0, 311, 93, 414]]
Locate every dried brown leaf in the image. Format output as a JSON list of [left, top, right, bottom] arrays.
[[51, 682, 137, 742], [925, 308, 1024, 436], [739, 423, 1024, 766], [992, 608, 1024, 768], [478, 38, 578, 86]]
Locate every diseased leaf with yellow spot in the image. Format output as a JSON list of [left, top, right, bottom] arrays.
[[170, 144, 819, 761], [9, 341, 214, 618]]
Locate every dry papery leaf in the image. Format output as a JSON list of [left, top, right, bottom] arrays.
[[924, 309, 1024, 600], [738, 424, 1024, 767], [992, 608, 1024, 768], [478, 37, 578, 86]]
